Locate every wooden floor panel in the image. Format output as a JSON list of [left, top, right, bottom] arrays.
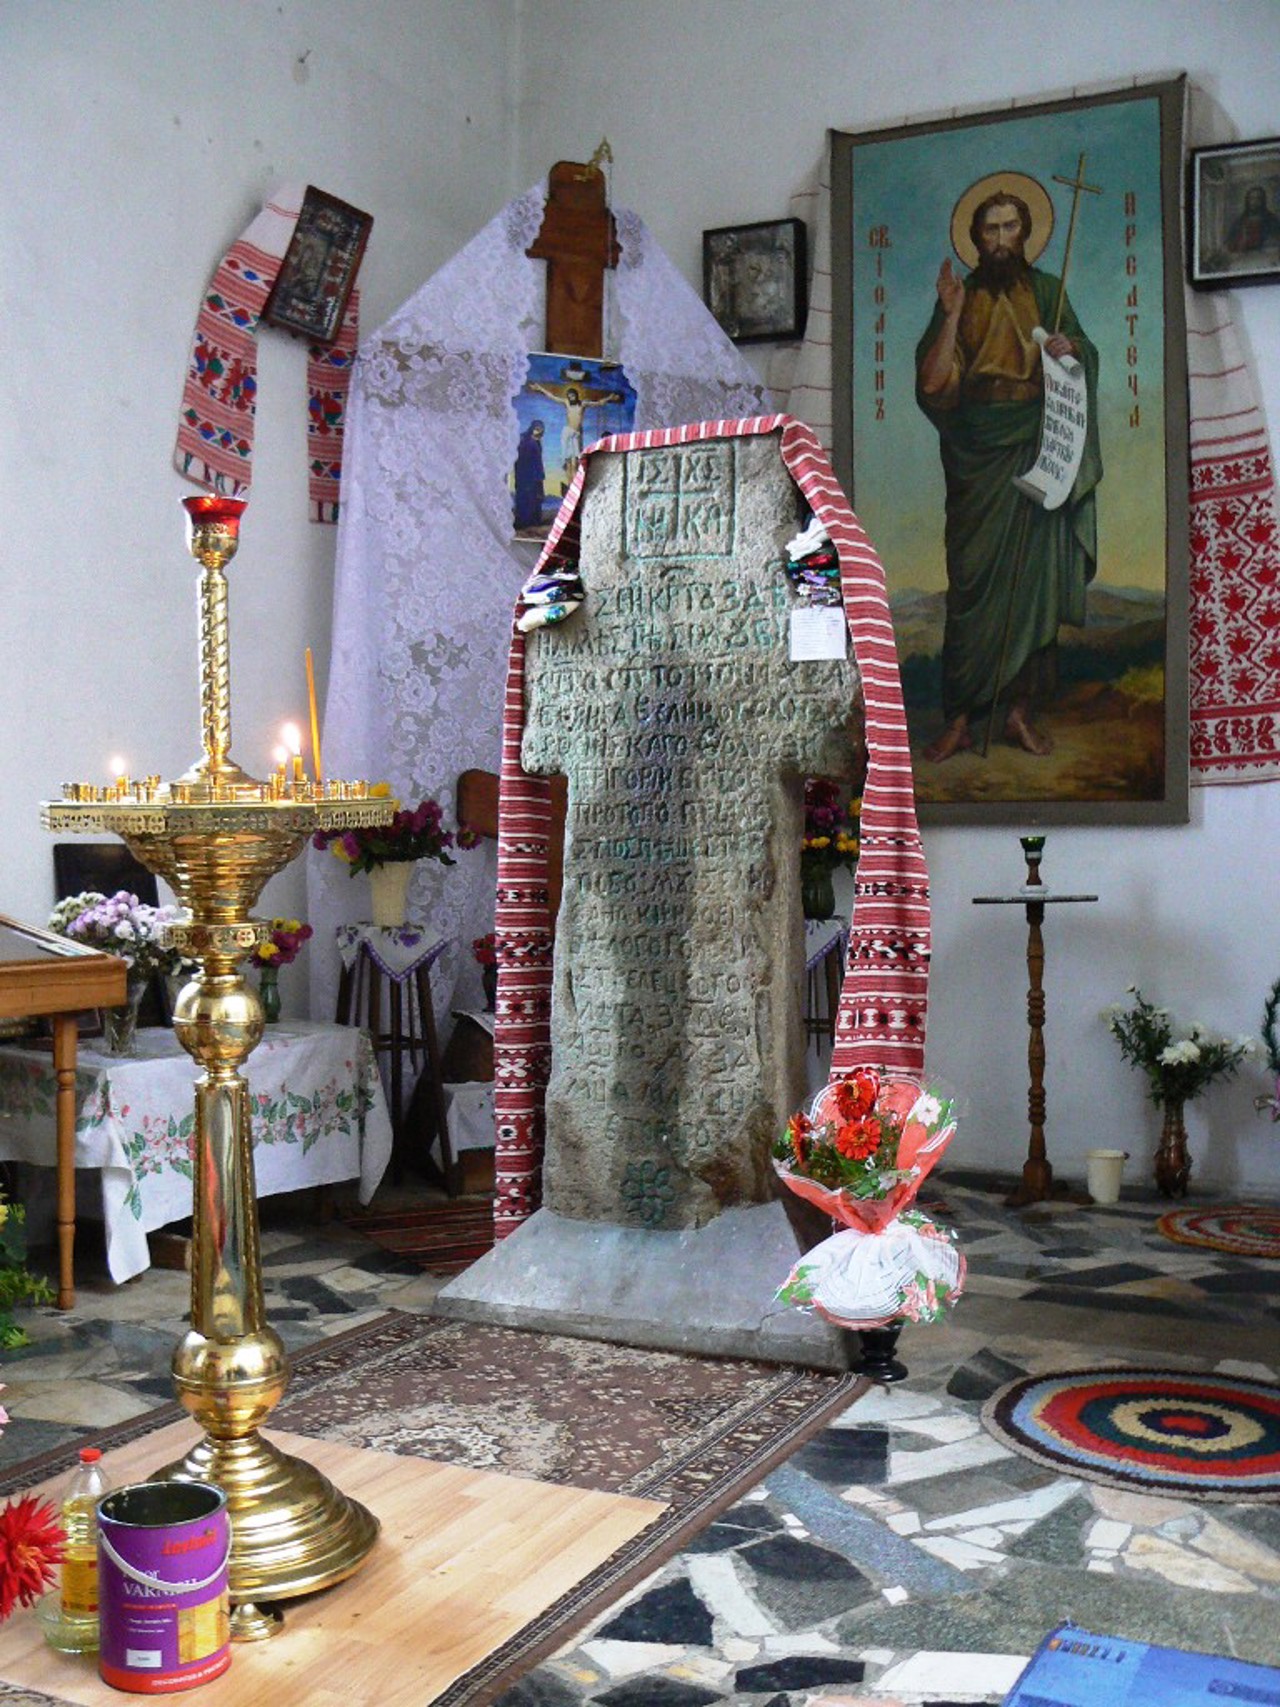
[[0, 1421, 665, 1706]]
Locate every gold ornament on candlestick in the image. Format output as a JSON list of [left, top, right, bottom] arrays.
[[42, 495, 395, 1640]]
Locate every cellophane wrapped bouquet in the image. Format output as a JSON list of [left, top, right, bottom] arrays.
[[772, 1069, 965, 1329]]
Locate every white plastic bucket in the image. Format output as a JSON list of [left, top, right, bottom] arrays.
[[1086, 1148, 1128, 1205]]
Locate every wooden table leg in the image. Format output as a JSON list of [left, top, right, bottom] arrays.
[[51, 1012, 78, 1309]]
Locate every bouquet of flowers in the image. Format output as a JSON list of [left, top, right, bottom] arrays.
[[471, 932, 498, 968], [0, 1187, 53, 1349], [801, 778, 860, 879], [48, 891, 192, 984], [1105, 987, 1255, 1108], [772, 1069, 965, 1329], [0, 1384, 64, 1622], [313, 796, 479, 877], [251, 918, 314, 968]]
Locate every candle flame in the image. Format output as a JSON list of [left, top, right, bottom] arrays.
[[272, 745, 289, 768], [108, 755, 127, 779], [281, 722, 303, 756]]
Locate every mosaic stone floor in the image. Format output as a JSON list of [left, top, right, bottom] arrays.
[[4, 1177, 1280, 1705]]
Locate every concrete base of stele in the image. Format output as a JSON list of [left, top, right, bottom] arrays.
[[432, 1199, 854, 1372]]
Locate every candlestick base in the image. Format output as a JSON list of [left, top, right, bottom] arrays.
[[153, 1431, 379, 1613]]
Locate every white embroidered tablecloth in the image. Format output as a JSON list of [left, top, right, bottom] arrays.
[[0, 1021, 393, 1283]]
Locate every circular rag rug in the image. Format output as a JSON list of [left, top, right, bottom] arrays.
[[982, 1368, 1280, 1500], [1157, 1205, 1280, 1258]]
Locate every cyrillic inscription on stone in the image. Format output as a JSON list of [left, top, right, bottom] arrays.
[[523, 435, 862, 1229], [626, 443, 735, 558]]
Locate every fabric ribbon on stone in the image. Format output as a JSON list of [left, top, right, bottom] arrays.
[[173, 184, 359, 523], [494, 413, 931, 1239]]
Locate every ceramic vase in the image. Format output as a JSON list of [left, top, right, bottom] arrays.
[[369, 861, 412, 928]]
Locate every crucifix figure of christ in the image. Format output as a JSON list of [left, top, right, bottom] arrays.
[[521, 432, 863, 1228]]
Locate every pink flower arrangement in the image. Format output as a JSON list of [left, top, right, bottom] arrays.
[[313, 796, 479, 877]]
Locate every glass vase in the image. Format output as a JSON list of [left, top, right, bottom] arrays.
[[258, 965, 282, 1025], [801, 864, 836, 921], [102, 982, 146, 1057]]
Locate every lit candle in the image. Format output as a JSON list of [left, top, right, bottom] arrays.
[[282, 722, 304, 788], [305, 648, 323, 786], [108, 755, 129, 797]]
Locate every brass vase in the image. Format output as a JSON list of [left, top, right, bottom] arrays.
[[1155, 1097, 1191, 1198]]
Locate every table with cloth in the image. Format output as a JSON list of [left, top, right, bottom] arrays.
[[0, 1020, 393, 1284]]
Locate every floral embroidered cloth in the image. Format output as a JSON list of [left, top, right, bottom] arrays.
[[0, 1021, 392, 1283], [335, 924, 450, 984]]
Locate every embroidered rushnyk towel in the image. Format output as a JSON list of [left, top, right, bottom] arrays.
[[1186, 295, 1280, 783], [491, 414, 930, 1238], [174, 185, 359, 523]]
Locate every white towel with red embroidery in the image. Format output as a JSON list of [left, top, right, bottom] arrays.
[[174, 184, 359, 524], [492, 414, 930, 1239]]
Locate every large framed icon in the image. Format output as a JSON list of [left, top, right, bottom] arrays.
[[831, 78, 1189, 824]]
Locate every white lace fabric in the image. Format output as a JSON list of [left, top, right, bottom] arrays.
[[309, 186, 768, 1034]]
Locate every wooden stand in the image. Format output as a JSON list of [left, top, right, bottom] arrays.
[[973, 837, 1098, 1208]]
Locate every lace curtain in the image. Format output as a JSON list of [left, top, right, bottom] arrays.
[[309, 186, 768, 1029]]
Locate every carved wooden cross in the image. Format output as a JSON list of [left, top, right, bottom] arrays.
[[526, 159, 621, 359]]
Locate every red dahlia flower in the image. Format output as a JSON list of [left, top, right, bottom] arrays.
[[0, 1496, 64, 1622]]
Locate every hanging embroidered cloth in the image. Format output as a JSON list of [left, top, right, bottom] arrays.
[[493, 413, 931, 1238], [1186, 291, 1280, 781], [173, 184, 359, 523]]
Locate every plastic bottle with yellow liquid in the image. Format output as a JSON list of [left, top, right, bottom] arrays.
[[40, 1446, 111, 1652]]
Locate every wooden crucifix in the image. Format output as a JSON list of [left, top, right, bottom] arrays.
[[527, 153, 621, 359]]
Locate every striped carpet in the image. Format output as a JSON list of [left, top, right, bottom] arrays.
[[342, 1196, 496, 1275]]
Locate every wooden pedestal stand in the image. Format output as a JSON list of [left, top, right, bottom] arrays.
[[973, 836, 1098, 1208]]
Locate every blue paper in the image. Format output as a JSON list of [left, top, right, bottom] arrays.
[[1005, 1625, 1280, 1707]]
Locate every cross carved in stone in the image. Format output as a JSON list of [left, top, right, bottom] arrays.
[[521, 433, 863, 1230], [526, 160, 621, 360]]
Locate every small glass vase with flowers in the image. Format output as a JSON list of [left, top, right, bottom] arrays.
[[48, 891, 194, 1056], [800, 778, 860, 921], [250, 918, 314, 1023], [772, 1069, 964, 1376], [313, 794, 478, 928]]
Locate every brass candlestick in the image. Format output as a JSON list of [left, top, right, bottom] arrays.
[[43, 496, 395, 1639]]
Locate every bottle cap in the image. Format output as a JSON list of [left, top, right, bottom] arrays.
[[78, 1447, 102, 1463]]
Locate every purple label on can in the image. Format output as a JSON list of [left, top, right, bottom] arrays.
[[98, 1481, 231, 1694]]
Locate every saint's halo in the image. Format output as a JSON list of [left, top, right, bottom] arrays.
[[951, 171, 1054, 269]]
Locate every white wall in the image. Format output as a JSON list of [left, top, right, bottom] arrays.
[[514, 0, 1280, 1197], [1, 0, 520, 950], [5, 1, 1279, 1198]]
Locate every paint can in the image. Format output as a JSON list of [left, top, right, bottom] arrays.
[[97, 1481, 231, 1693]]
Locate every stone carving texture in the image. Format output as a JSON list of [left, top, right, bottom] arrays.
[[522, 436, 862, 1227]]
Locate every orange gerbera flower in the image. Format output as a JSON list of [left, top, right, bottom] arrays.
[[0, 1496, 64, 1622], [832, 1070, 880, 1122], [833, 1115, 882, 1162], [786, 1112, 811, 1167]]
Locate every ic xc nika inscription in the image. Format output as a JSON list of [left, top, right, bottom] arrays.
[[625, 442, 735, 558], [522, 434, 862, 1231]]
